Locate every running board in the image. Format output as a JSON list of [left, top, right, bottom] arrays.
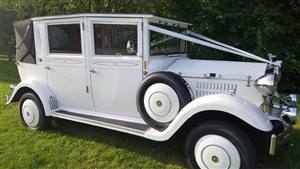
[[51, 110, 149, 137]]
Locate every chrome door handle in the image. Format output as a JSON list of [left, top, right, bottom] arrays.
[[90, 69, 96, 73], [44, 66, 50, 70]]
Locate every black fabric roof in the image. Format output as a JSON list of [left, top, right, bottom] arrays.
[[13, 19, 36, 64]]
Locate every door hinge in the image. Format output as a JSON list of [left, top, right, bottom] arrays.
[[86, 86, 89, 93], [247, 76, 251, 87]]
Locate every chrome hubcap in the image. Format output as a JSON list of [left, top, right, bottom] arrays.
[[211, 155, 219, 163], [156, 100, 162, 107]]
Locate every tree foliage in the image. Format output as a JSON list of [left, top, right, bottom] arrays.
[[0, 0, 299, 92], [0, 9, 16, 61]]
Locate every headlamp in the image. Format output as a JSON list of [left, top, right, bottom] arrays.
[[255, 74, 275, 94]]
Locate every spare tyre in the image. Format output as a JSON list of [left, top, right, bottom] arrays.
[[137, 71, 192, 130]]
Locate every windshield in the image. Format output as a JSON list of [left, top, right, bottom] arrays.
[[150, 25, 186, 55]]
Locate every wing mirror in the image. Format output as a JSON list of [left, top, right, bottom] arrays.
[[126, 40, 136, 55]]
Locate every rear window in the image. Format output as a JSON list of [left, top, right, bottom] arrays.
[[48, 24, 82, 54]]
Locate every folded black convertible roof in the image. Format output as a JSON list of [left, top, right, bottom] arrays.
[[13, 19, 36, 64]]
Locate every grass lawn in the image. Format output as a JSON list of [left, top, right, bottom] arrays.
[[0, 57, 299, 169]]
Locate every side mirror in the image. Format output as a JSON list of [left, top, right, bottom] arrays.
[[126, 40, 136, 55]]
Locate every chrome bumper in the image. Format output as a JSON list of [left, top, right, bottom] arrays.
[[272, 94, 298, 124], [268, 94, 298, 155], [269, 126, 291, 155], [9, 84, 16, 91], [5, 84, 16, 103], [282, 94, 298, 124], [282, 107, 298, 124]]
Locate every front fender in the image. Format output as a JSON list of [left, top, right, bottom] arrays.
[[6, 79, 59, 116], [144, 94, 273, 141]]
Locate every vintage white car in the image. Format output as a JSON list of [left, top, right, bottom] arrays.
[[7, 14, 298, 169]]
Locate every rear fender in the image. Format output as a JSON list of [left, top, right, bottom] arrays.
[[6, 79, 59, 116]]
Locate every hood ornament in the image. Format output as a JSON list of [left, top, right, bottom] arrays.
[[268, 53, 276, 62], [268, 53, 282, 68]]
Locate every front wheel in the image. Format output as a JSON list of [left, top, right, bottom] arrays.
[[19, 92, 50, 130], [185, 121, 256, 169]]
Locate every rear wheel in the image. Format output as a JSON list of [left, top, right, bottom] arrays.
[[19, 92, 50, 130], [185, 121, 256, 169]]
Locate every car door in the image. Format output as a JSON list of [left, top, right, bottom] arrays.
[[87, 18, 143, 117], [45, 18, 93, 111]]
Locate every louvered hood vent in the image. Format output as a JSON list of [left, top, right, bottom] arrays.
[[194, 80, 237, 97]]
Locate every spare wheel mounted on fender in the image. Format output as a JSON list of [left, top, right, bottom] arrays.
[[137, 71, 192, 130]]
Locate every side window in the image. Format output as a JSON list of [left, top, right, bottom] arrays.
[[93, 24, 137, 55], [48, 24, 82, 54], [150, 24, 186, 55]]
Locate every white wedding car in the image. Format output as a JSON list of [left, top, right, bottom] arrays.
[[7, 14, 298, 169]]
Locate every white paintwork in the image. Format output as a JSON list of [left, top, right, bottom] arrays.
[[17, 62, 47, 83], [87, 18, 143, 117], [9, 14, 280, 143], [45, 55, 93, 110], [147, 55, 185, 74], [167, 59, 268, 80], [22, 99, 40, 128], [144, 83, 180, 123], [43, 18, 94, 111], [6, 79, 58, 116], [194, 135, 241, 169], [166, 58, 267, 106], [33, 22, 47, 67], [144, 94, 273, 141], [31, 13, 191, 28]]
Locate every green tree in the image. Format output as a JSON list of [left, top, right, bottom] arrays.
[[0, 10, 16, 61], [168, 0, 300, 92], [0, 0, 299, 92]]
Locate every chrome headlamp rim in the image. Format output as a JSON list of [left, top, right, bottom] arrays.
[[255, 73, 276, 94], [256, 73, 275, 87], [256, 62, 281, 95]]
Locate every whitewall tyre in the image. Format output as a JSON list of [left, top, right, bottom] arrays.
[[137, 72, 192, 130], [185, 121, 256, 169], [19, 92, 50, 130]]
